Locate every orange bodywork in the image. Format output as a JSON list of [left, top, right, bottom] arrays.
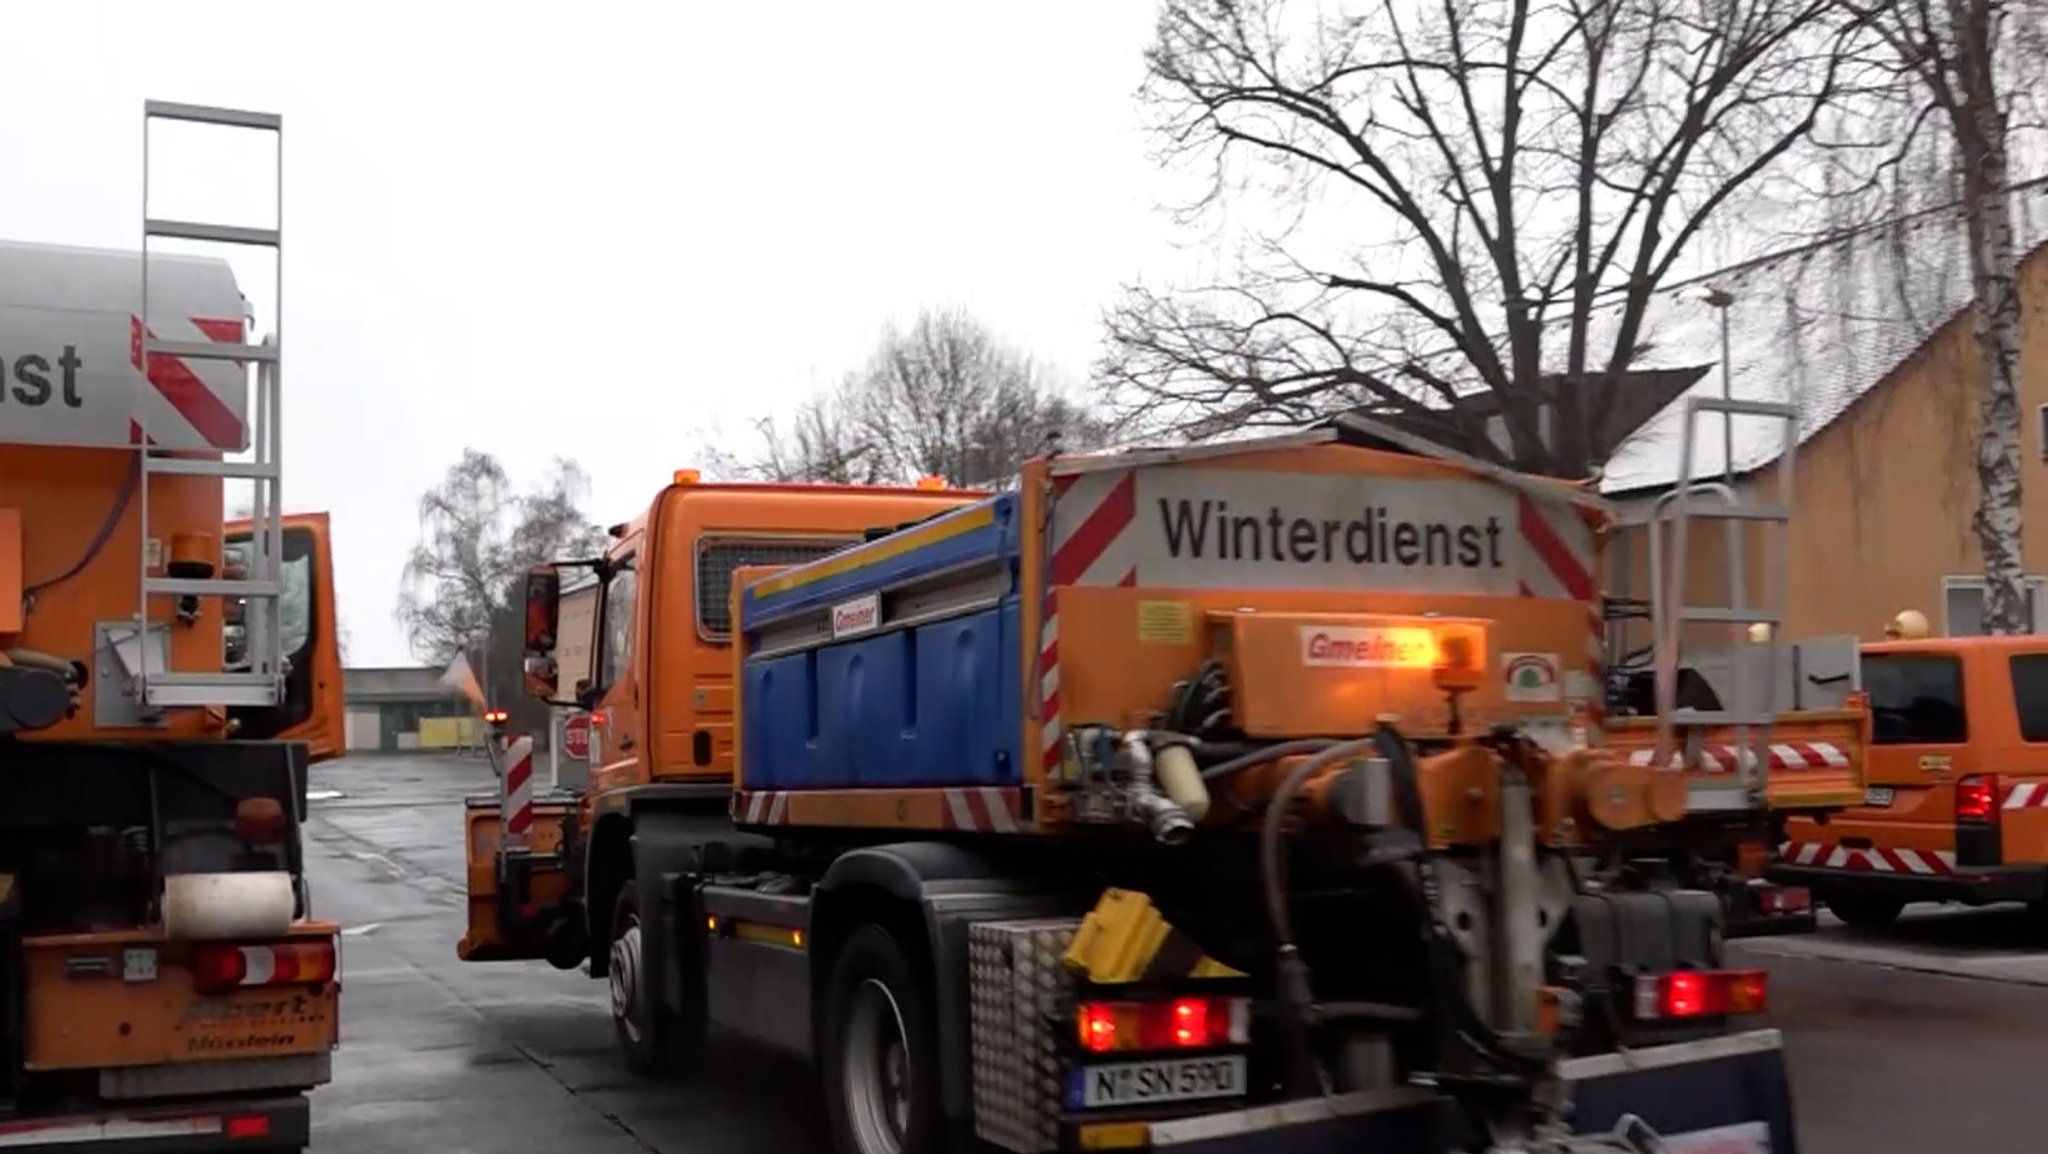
[[3, 443, 346, 1081], [20, 925, 338, 1071], [1784, 635, 2048, 869], [1601, 707, 1872, 813]]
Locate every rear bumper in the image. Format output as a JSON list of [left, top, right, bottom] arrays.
[[1063, 1029, 1795, 1154], [0, 1094, 307, 1152], [1769, 860, 2048, 906]]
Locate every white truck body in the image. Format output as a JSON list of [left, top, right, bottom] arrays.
[[0, 239, 251, 452]]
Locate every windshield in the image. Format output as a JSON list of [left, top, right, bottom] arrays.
[[223, 534, 312, 669]]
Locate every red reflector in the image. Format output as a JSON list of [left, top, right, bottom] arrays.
[[1079, 1003, 1119, 1053], [1758, 886, 1811, 914], [1076, 997, 1248, 1053], [1633, 969, 1768, 1019], [192, 939, 337, 994], [1958, 775, 1998, 822], [225, 1115, 271, 1140]]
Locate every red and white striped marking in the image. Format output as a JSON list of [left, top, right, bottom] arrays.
[[1625, 741, 1852, 773], [128, 314, 250, 451], [1780, 839, 1956, 875], [0, 1113, 223, 1148], [502, 734, 535, 844], [1041, 470, 1139, 775], [1512, 492, 1608, 733], [940, 787, 1023, 833], [2004, 781, 2048, 809], [733, 787, 1023, 833]]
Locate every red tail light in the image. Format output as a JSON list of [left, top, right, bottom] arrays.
[[225, 1115, 271, 1141], [1957, 775, 1998, 822], [192, 939, 338, 995], [1076, 996, 1250, 1054], [1632, 969, 1768, 1020]]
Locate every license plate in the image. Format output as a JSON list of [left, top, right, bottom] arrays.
[[1074, 1055, 1247, 1109], [1865, 786, 1895, 807]]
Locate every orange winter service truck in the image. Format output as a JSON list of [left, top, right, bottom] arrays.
[[458, 417, 1807, 1154], [1770, 618, 2048, 927], [0, 103, 346, 1153]]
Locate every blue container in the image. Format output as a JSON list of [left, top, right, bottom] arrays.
[[736, 494, 1027, 794]]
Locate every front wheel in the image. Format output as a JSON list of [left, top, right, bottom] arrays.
[[821, 925, 945, 1154], [609, 880, 706, 1075]]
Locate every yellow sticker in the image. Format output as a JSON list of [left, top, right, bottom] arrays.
[[1136, 600, 1194, 644]]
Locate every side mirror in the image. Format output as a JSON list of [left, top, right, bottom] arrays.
[[522, 565, 563, 700]]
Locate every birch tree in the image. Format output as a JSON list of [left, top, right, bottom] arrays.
[[1820, 0, 2047, 631], [1101, 0, 1856, 477]]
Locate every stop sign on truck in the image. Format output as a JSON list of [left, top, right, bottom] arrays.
[[562, 712, 591, 761]]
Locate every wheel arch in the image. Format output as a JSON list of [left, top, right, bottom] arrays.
[[808, 841, 1074, 1126], [583, 811, 635, 978]]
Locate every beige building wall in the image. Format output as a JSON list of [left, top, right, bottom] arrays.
[[1605, 246, 2048, 649]]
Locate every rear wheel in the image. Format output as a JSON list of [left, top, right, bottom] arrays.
[[609, 880, 706, 1075], [821, 925, 944, 1154], [1826, 893, 1904, 930]]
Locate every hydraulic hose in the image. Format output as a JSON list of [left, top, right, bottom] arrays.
[[1201, 738, 1340, 785], [1257, 737, 1381, 947]]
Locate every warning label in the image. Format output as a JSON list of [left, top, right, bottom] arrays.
[[1133, 469, 1528, 595]]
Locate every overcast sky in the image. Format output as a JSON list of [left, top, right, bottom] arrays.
[[0, 2, 1176, 666]]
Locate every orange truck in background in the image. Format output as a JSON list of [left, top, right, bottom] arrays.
[[0, 102, 345, 1153], [1769, 624, 2048, 928]]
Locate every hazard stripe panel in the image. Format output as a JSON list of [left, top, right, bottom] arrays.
[[1780, 839, 1957, 875], [1626, 742, 1852, 773], [0, 1112, 221, 1147], [503, 735, 535, 838], [128, 313, 249, 450], [2004, 781, 2048, 809], [733, 787, 1027, 833]]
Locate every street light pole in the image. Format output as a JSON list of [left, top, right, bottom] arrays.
[[1700, 286, 1745, 620]]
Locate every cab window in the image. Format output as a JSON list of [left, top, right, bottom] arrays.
[[598, 556, 638, 691], [1863, 653, 1967, 744], [2009, 654, 2048, 742]]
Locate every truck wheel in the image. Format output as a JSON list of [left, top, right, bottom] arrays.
[[1826, 894, 1904, 929], [822, 925, 944, 1154], [609, 880, 705, 1075]]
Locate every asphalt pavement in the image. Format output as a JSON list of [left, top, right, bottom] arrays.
[[301, 754, 2048, 1154]]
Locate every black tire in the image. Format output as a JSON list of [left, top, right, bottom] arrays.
[[608, 880, 706, 1075], [820, 925, 945, 1154], [1827, 893, 1905, 930]]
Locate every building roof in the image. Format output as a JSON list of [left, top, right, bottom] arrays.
[[1595, 179, 2048, 495]]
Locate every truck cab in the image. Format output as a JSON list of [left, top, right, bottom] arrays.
[[1772, 634, 2048, 926], [460, 470, 978, 985]]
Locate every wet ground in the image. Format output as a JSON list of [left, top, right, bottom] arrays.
[[304, 754, 2048, 1154]]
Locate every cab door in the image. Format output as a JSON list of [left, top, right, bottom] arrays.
[[223, 511, 345, 760], [586, 534, 646, 794]]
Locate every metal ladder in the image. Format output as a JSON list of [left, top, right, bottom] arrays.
[[136, 100, 285, 710], [1646, 395, 1799, 806]]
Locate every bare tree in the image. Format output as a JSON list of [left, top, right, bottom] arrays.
[[737, 310, 1111, 487], [1813, 0, 2048, 631], [1101, 0, 1856, 477], [397, 450, 607, 713]]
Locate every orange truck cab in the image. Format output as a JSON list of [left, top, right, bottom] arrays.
[[1769, 631, 2048, 926]]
